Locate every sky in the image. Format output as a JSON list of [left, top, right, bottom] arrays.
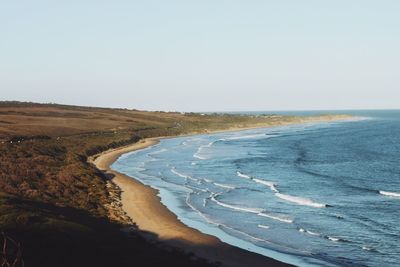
[[1, 1, 400, 112]]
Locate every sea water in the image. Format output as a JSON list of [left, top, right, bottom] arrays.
[[112, 110, 400, 267]]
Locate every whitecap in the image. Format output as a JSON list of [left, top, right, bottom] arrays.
[[148, 148, 168, 155], [193, 141, 215, 160], [326, 236, 341, 242], [257, 212, 293, 223], [253, 178, 279, 193], [219, 223, 266, 242], [186, 184, 208, 193], [210, 194, 264, 214], [214, 182, 236, 190], [236, 171, 252, 179], [170, 168, 198, 181], [257, 224, 270, 229], [362, 246, 378, 252], [193, 154, 206, 160], [298, 228, 320, 236], [379, 190, 400, 199], [225, 134, 268, 141], [275, 193, 327, 208]]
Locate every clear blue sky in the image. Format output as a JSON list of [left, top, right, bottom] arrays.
[[1, 1, 399, 111]]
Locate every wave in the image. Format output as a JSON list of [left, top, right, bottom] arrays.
[[224, 133, 268, 141], [211, 194, 264, 214], [170, 168, 198, 181], [326, 236, 342, 242], [236, 171, 252, 179], [253, 178, 279, 193], [213, 182, 236, 190], [257, 224, 270, 229], [275, 193, 327, 208], [298, 228, 321, 236], [257, 212, 293, 223], [236, 171, 278, 193], [186, 184, 208, 193], [193, 154, 207, 160], [379, 190, 400, 199], [148, 148, 168, 155], [186, 195, 267, 244], [219, 223, 266, 242], [362, 246, 378, 252], [298, 227, 349, 243], [193, 141, 215, 160], [236, 171, 327, 208]]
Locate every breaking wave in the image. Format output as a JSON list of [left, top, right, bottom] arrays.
[[193, 141, 215, 160], [379, 190, 400, 199], [275, 193, 327, 208], [257, 212, 293, 223], [253, 178, 279, 193], [236, 171, 252, 179], [211, 193, 264, 214], [298, 228, 321, 236], [171, 168, 198, 181], [224, 134, 268, 141], [257, 224, 270, 229], [213, 182, 236, 190], [237, 171, 327, 208]]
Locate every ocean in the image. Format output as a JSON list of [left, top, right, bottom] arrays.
[[112, 110, 400, 267]]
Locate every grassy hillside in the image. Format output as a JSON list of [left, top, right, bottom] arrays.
[[0, 101, 349, 267]]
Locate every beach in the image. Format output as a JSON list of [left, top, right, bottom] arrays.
[[91, 137, 294, 267]]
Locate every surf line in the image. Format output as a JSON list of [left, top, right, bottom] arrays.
[[236, 171, 330, 208]]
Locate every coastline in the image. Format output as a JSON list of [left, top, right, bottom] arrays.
[[90, 117, 355, 267], [91, 137, 294, 267]]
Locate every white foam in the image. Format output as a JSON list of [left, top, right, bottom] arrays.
[[257, 212, 293, 223], [362, 246, 377, 252], [236, 171, 252, 179], [253, 178, 279, 193], [236, 172, 279, 193], [211, 194, 264, 214], [225, 134, 267, 141], [275, 193, 327, 208], [257, 224, 270, 229], [214, 183, 236, 190], [327, 236, 340, 242], [193, 154, 206, 160], [149, 148, 167, 155], [298, 228, 320, 236], [186, 185, 208, 193], [171, 168, 198, 181], [379, 190, 400, 199], [219, 223, 266, 242], [193, 141, 215, 160]]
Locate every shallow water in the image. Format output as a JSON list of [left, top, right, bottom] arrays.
[[113, 110, 400, 267]]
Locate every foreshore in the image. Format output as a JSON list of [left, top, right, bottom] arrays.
[[90, 116, 354, 267], [91, 136, 295, 267]]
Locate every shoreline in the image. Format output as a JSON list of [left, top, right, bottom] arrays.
[[90, 117, 355, 267], [91, 136, 294, 267]]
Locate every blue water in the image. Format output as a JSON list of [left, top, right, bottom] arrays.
[[113, 110, 400, 267]]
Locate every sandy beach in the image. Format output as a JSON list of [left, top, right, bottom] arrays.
[[91, 137, 294, 267]]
